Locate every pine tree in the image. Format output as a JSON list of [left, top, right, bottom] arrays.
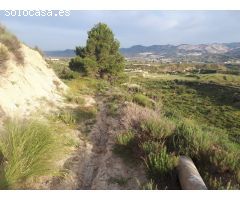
[[69, 23, 124, 79]]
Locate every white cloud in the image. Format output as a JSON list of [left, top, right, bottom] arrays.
[[1, 11, 240, 50]]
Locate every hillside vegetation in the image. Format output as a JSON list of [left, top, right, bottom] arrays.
[[0, 24, 23, 67], [0, 26, 76, 189], [47, 23, 239, 189], [0, 22, 239, 190], [48, 56, 240, 189]]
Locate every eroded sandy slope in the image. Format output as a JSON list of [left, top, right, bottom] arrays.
[[0, 44, 68, 118]]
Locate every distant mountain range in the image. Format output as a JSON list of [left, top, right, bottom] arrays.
[[44, 49, 75, 58], [44, 42, 240, 63]]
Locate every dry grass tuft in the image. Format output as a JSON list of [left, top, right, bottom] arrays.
[[0, 44, 9, 71], [120, 102, 162, 130], [0, 24, 24, 65]]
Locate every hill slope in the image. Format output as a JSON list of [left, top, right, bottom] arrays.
[[0, 43, 68, 118]]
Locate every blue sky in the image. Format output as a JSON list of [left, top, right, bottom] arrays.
[[0, 10, 240, 50]]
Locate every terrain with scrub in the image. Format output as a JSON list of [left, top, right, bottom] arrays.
[[0, 23, 239, 190], [47, 58, 240, 189]]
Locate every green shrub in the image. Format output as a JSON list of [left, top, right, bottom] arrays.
[[67, 77, 108, 96], [49, 106, 97, 128], [65, 93, 85, 105], [209, 140, 240, 173], [47, 59, 78, 80], [145, 147, 178, 179], [69, 56, 98, 77], [0, 119, 66, 189], [107, 101, 119, 117], [59, 69, 78, 80], [133, 93, 153, 108], [140, 179, 158, 190], [210, 150, 239, 173], [113, 131, 138, 164], [141, 141, 163, 155], [116, 131, 135, 146], [203, 172, 238, 189], [172, 118, 212, 157], [56, 111, 76, 126], [69, 56, 84, 72], [105, 90, 131, 117], [140, 117, 175, 140], [122, 83, 142, 93]]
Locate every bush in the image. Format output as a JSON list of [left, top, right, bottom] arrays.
[[113, 131, 139, 164], [105, 91, 131, 117], [106, 101, 119, 117], [33, 46, 44, 57], [120, 102, 162, 131], [133, 93, 154, 108], [140, 180, 158, 190], [141, 141, 163, 155], [0, 119, 66, 189], [47, 59, 78, 80], [67, 77, 109, 96], [210, 149, 239, 173], [65, 93, 85, 105], [69, 56, 98, 77], [140, 117, 175, 140], [116, 131, 135, 146], [172, 118, 212, 158], [0, 44, 9, 69], [49, 106, 97, 128], [203, 174, 236, 189], [59, 69, 78, 80], [0, 25, 23, 65], [55, 111, 76, 126], [69, 56, 84, 72], [208, 136, 240, 173], [145, 147, 178, 180]]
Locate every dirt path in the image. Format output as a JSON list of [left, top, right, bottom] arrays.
[[51, 96, 147, 190]]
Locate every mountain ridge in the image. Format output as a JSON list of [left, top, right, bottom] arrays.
[[44, 42, 240, 63]]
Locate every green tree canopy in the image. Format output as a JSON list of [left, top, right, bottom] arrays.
[[69, 23, 124, 79]]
